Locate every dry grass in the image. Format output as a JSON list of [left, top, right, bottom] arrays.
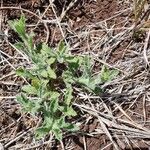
[[0, 0, 150, 149]]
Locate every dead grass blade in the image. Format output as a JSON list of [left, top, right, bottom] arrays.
[[133, 0, 147, 24]]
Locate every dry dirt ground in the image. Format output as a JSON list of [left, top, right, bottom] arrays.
[[0, 0, 150, 150]]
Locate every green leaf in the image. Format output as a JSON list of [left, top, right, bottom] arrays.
[[42, 43, 54, 55], [9, 15, 26, 39], [53, 128, 62, 141], [43, 91, 59, 102], [65, 106, 77, 116], [36, 42, 42, 53], [56, 117, 79, 132], [62, 70, 75, 85], [31, 78, 41, 90], [22, 85, 37, 95], [57, 117, 65, 127], [66, 56, 78, 63], [16, 94, 40, 115], [82, 55, 92, 78], [51, 91, 60, 99], [63, 123, 79, 132], [100, 66, 119, 82], [93, 86, 103, 94], [78, 77, 90, 86], [56, 41, 68, 63], [16, 94, 28, 105], [109, 70, 119, 81], [59, 106, 77, 117], [47, 66, 56, 79], [16, 67, 34, 79], [42, 91, 51, 99], [47, 57, 56, 65], [40, 70, 48, 78], [35, 126, 50, 139], [27, 32, 34, 50], [58, 41, 67, 53], [64, 87, 73, 105], [57, 57, 64, 63], [14, 42, 24, 50], [48, 118, 63, 140], [49, 98, 58, 113], [67, 56, 83, 70], [44, 116, 53, 127]]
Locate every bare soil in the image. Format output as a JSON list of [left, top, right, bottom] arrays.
[[1, 0, 150, 150]]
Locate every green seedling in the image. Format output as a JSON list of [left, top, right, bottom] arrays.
[[9, 15, 118, 140]]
